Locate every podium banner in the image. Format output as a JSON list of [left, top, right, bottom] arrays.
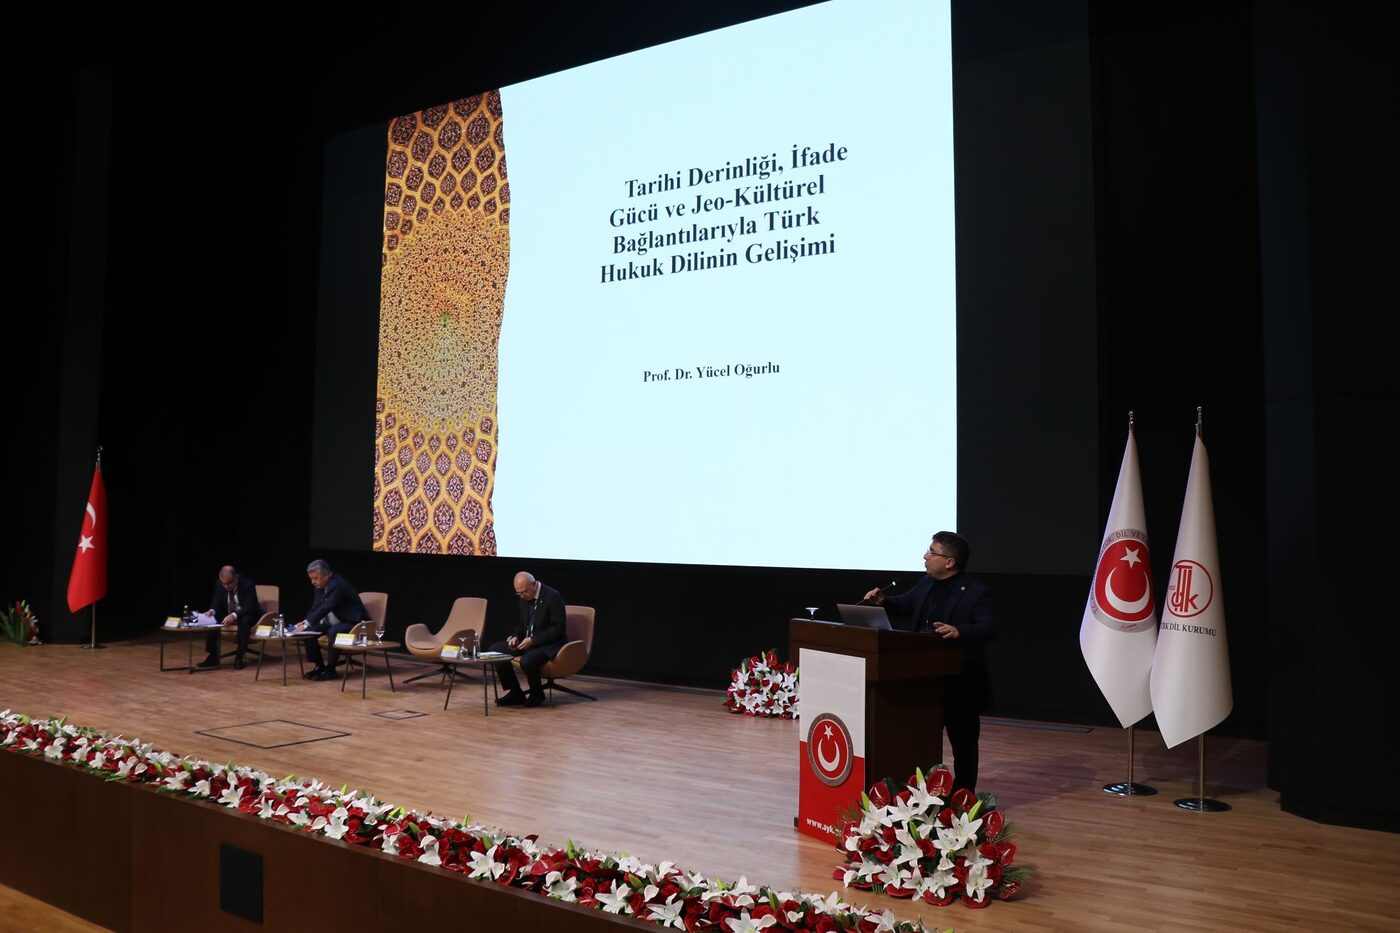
[[797, 649, 866, 843]]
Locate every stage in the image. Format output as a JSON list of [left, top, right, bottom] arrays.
[[2, 639, 1396, 932]]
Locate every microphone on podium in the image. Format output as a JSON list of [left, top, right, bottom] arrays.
[[857, 580, 898, 606]]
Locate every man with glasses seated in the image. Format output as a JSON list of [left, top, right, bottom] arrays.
[[489, 571, 567, 708], [863, 531, 997, 792], [293, 559, 370, 681]]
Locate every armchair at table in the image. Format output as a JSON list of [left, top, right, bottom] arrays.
[[318, 592, 388, 670], [402, 597, 486, 685], [515, 604, 596, 703]]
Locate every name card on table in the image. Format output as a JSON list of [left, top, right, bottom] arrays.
[[254, 624, 274, 637], [334, 633, 357, 646], [440, 645, 462, 659], [163, 617, 182, 629]]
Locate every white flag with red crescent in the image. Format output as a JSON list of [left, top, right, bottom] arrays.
[[1080, 428, 1159, 727], [1150, 433, 1232, 748]]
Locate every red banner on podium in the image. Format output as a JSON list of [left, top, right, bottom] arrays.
[[797, 650, 866, 843]]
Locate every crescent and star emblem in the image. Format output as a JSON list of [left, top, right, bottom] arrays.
[[77, 501, 98, 553], [806, 714, 853, 787]]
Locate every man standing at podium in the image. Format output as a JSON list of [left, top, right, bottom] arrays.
[[864, 531, 997, 792]]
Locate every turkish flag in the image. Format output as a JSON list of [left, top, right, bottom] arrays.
[[1079, 425, 1159, 728], [66, 466, 108, 613]]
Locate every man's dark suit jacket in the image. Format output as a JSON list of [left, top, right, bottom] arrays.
[[305, 574, 369, 630], [210, 575, 262, 629], [510, 583, 568, 658], [883, 573, 998, 711]]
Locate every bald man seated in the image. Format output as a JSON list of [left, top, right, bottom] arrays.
[[489, 572, 568, 708], [198, 565, 262, 670]]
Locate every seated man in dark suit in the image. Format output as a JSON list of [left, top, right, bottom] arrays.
[[293, 559, 370, 681], [490, 572, 567, 708], [864, 531, 997, 792], [198, 564, 262, 670]]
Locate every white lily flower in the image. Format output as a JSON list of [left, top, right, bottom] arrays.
[[647, 894, 688, 929], [258, 798, 276, 819], [934, 811, 983, 855], [884, 796, 926, 827], [595, 887, 632, 914], [194, 779, 213, 797], [90, 752, 107, 770], [163, 773, 190, 791], [467, 845, 505, 881], [43, 739, 66, 759], [418, 835, 442, 866], [219, 784, 244, 808], [321, 808, 351, 840], [870, 909, 901, 932], [380, 828, 401, 854], [285, 809, 311, 828], [723, 911, 777, 932], [546, 873, 578, 901]]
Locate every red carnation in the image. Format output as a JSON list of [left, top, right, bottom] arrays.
[[983, 809, 1004, 837], [868, 782, 890, 808], [950, 788, 976, 812]]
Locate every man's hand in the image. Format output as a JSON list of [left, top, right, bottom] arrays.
[[863, 588, 885, 606], [932, 622, 960, 640], [222, 613, 236, 626], [506, 635, 519, 648], [517, 637, 533, 651]]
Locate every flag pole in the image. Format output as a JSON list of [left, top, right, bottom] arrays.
[[1171, 410, 1228, 811], [79, 446, 107, 650], [1104, 723, 1157, 796], [1104, 419, 1157, 795], [1174, 732, 1230, 812]]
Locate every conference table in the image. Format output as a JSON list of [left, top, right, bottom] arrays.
[[250, 630, 318, 686], [337, 640, 400, 699], [441, 654, 504, 716], [158, 623, 222, 674]]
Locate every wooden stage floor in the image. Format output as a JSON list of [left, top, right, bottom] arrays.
[[2, 639, 1396, 932]]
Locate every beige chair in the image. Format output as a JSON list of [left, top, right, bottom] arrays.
[[402, 597, 486, 685], [515, 604, 596, 703], [319, 592, 388, 670], [360, 592, 389, 635]]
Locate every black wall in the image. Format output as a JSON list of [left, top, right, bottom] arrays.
[[5, 1, 1394, 831]]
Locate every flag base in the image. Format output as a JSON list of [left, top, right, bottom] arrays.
[[1174, 796, 1231, 812], [80, 643, 108, 650], [1103, 781, 1157, 796]]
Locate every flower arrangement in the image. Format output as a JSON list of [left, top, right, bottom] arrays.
[[836, 766, 1028, 909], [0, 600, 40, 645], [724, 650, 799, 719], [2, 710, 933, 932]]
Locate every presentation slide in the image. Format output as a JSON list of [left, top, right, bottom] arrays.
[[373, 0, 955, 570]]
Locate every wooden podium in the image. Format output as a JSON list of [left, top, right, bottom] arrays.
[[789, 619, 962, 793]]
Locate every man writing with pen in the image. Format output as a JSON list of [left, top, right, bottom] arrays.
[[488, 572, 568, 708]]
